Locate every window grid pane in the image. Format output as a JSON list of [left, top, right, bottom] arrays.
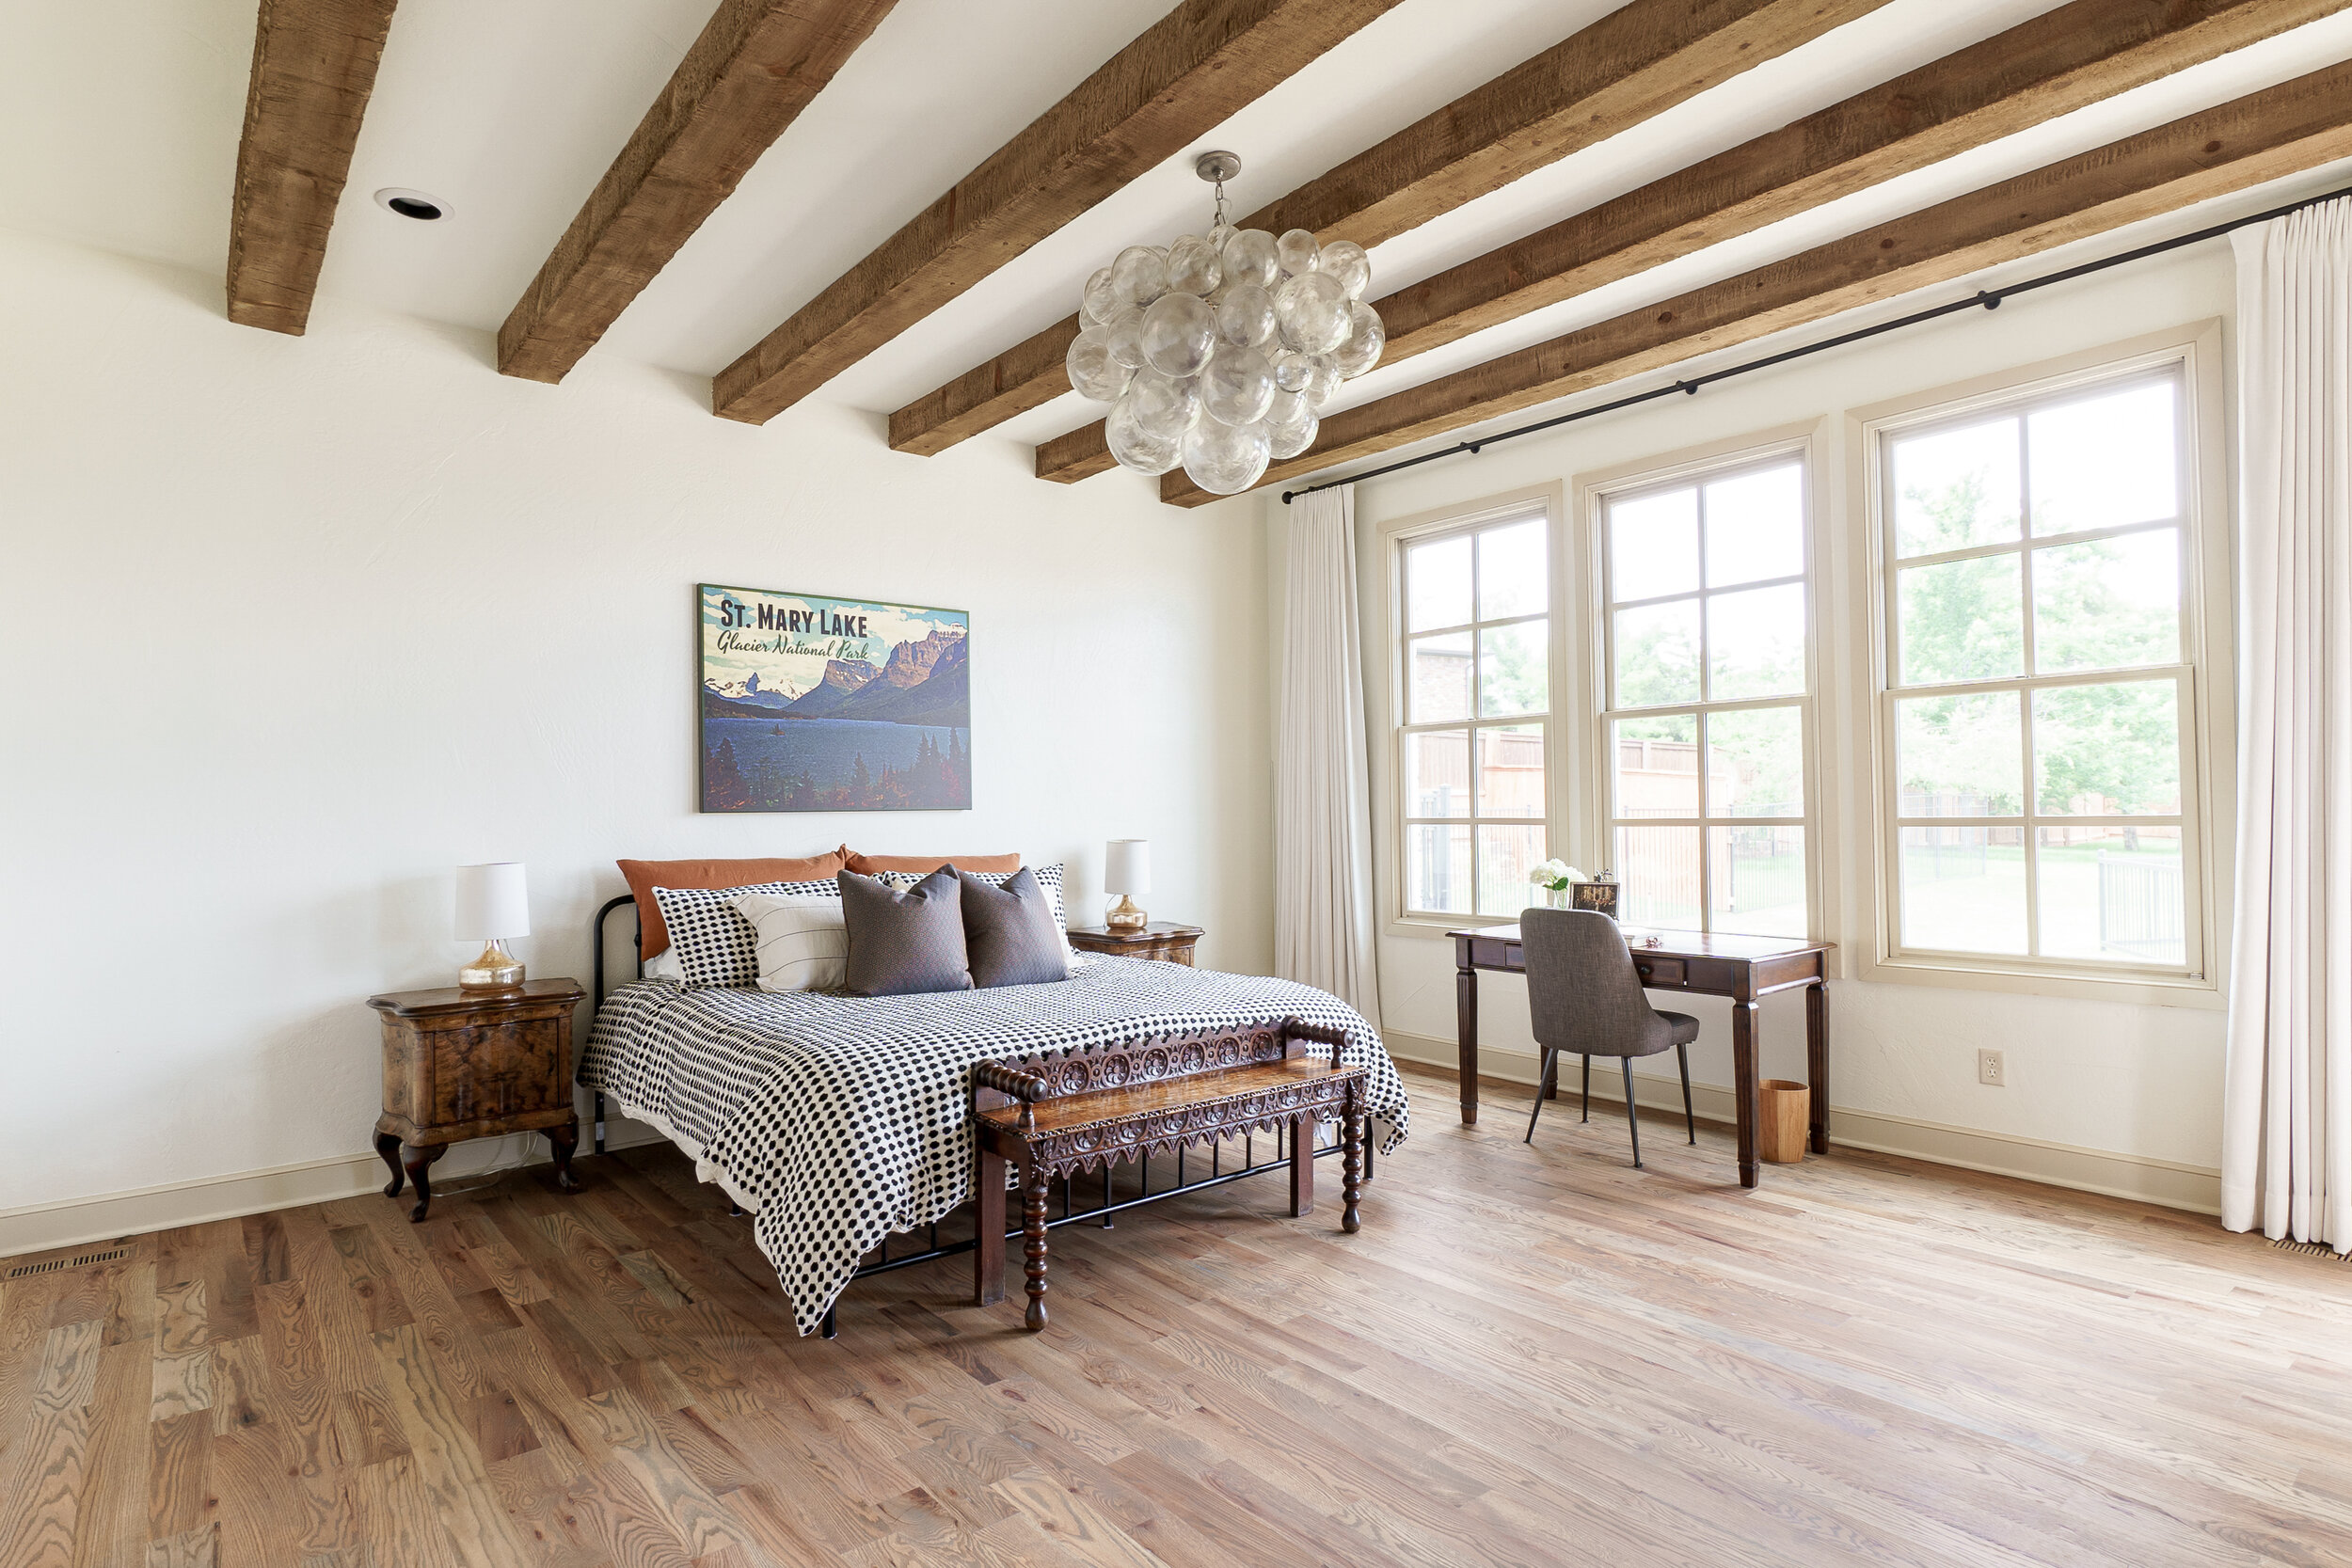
[[1882, 367, 2194, 972], [1602, 457, 1810, 937], [1398, 512, 1552, 917]]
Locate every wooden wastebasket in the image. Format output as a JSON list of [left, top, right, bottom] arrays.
[[1758, 1080, 1809, 1164]]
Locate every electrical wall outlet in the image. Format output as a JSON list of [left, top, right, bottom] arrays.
[[1978, 1048, 2006, 1086]]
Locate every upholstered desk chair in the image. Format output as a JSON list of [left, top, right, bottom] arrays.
[[1520, 908, 1698, 1166]]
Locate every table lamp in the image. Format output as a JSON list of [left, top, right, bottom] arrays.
[[454, 862, 529, 990], [1103, 839, 1150, 931]]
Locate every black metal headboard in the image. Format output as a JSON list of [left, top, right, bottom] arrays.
[[592, 893, 643, 1006]]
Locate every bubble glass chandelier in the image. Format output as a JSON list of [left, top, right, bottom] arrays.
[[1066, 150, 1384, 495]]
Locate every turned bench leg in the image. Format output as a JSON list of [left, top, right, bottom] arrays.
[[1022, 1156, 1051, 1332], [1290, 1115, 1314, 1217], [1342, 1097, 1365, 1235], [975, 1149, 1008, 1307]]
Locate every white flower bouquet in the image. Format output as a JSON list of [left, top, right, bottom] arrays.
[[1527, 859, 1584, 894]]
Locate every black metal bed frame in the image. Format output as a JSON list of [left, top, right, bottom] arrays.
[[585, 893, 1359, 1338]]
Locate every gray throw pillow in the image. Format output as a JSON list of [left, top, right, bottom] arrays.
[[961, 865, 1073, 988], [838, 869, 974, 996]]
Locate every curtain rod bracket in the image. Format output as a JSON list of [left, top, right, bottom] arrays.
[[1976, 290, 2003, 310]]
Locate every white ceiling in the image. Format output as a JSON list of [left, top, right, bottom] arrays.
[[8, 0, 2352, 478]]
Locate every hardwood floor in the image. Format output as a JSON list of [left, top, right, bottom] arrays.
[[5, 1064, 2349, 1568]]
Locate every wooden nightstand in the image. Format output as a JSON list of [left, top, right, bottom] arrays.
[[367, 978, 585, 1222], [1065, 922, 1203, 965]]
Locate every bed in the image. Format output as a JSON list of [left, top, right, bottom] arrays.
[[577, 897, 1409, 1336]]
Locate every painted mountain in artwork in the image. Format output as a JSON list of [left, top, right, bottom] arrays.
[[698, 627, 966, 727], [701, 669, 799, 710]]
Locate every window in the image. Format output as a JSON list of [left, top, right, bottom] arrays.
[[1597, 454, 1813, 935], [1396, 509, 1549, 918], [1875, 367, 2201, 974]]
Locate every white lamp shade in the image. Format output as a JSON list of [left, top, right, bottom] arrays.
[[453, 862, 530, 940], [1104, 839, 1151, 896]]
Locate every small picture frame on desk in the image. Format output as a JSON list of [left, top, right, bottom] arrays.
[[1570, 879, 1619, 919]]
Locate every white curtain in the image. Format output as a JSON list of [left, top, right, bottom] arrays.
[[2223, 198, 2352, 1250], [1275, 484, 1381, 1024]]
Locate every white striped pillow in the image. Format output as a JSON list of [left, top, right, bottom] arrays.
[[731, 892, 850, 993]]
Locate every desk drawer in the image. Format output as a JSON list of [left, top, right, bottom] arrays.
[[1632, 956, 1686, 987]]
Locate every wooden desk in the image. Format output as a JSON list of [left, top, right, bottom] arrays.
[[1450, 926, 1833, 1189]]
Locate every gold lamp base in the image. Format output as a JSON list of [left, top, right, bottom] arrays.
[[1104, 895, 1148, 931], [459, 939, 524, 990]]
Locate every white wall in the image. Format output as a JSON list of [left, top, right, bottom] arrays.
[[0, 230, 1269, 1230], [1272, 237, 2239, 1210]]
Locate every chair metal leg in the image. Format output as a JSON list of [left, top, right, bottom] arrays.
[[1581, 1054, 1591, 1122], [1677, 1042, 1696, 1144], [1524, 1049, 1556, 1144], [1622, 1056, 1644, 1169]]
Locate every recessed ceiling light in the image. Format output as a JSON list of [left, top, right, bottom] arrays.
[[374, 187, 450, 221]]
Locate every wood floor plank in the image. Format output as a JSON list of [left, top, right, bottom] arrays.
[[11, 1081, 2352, 1567], [0, 1317, 103, 1567], [68, 1337, 151, 1568]]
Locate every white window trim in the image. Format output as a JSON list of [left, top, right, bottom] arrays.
[[1844, 321, 2233, 1006], [1374, 482, 1568, 938], [1572, 425, 1830, 941]]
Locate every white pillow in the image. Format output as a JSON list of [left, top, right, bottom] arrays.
[[642, 945, 684, 983], [731, 892, 850, 993]]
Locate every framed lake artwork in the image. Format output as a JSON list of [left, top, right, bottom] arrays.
[[698, 584, 970, 812]]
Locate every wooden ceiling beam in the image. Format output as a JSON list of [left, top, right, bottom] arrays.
[[497, 0, 900, 385], [1043, 0, 2347, 484], [225, 0, 402, 334], [711, 0, 1406, 426], [1157, 59, 2352, 505], [894, 0, 1894, 457]]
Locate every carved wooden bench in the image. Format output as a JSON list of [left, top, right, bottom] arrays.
[[970, 1018, 1369, 1330]]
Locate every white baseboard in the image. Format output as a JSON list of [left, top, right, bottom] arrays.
[[0, 1118, 671, 1260], [1385, 1030, 2222, 1216]]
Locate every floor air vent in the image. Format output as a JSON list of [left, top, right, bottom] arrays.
[[2269, 1237, 2349, 1260], [5, 1247, 129, 1279]]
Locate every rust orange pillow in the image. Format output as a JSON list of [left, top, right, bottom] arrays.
[[618, 848, 849, 958], [845, 850, 1022, 876]]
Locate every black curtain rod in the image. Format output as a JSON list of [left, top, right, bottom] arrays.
[[1278, 178, 2352, 504]]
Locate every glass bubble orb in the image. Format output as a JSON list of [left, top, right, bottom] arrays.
[[1104, 305, 1147, 370], [1300, 353, 1343, 406], [1319, 240, 1371, 300], [1265, 388, 1308, 428], [1105, 393, 1183, 475], [1182, 415, 1272, 496], [1271, 348, 1312, 394], [1276, 229, 1323, 277], [1082, 266, 1117, 324], [1140, 291, 1217, 378], [1068, 319, 1138, 402], [1268, 408, 1319, 461], [1216, 283, 1276, 348], [1065, 324, 1132, 403], [1125, 366, 1201, 440], [1200, 345, 1275, 428], [1206, 222, 1238, 255], [1276, 271, 1351, 356], [1222, 229, 1280, 290], [1330, 301, 1385, 378], [1166, 234, 1222, 296], [1110, 245, 1167, 308]]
